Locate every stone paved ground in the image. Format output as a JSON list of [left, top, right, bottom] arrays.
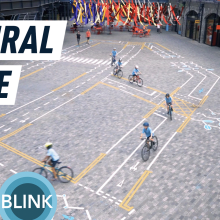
[[0, 23, 220, 220]]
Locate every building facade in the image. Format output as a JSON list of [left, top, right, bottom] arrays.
[[169, 0, 220, 47]]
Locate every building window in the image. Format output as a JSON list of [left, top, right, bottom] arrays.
[[205, 14, 220, 46]]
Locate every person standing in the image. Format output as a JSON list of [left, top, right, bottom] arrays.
[[86, 29, 91, 44], [76, 31, 81, 46], [157, 23, 161, 33]]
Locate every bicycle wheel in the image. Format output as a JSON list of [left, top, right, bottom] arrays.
[[117, 70, 123, 79], [113, 67, 117, 75], [141, 146, 150, 161], [137, 78, 143, 87], [128, 75, 133, 83], [152, 136, 158, 151], [169, 107, 172, 120], [57, 166, 74, 183], [32, 168, 47, 179]]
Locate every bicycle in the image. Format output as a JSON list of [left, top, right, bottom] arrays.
[[141, 136, 158, 161], [113, 66, 123, 79], [32, 162, 74, 183], [168, 103, 172, 120], [111, 55, 116, 66], [128, 74, 143, 87]]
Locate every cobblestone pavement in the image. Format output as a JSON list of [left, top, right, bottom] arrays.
[[0, 23, 220, 220]]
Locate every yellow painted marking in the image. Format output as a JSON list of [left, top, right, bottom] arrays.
[[81, 82, 101, 95], [119, 170, 152, 211], [143, 105, 160, 118], [141, 44, 145, 50], [170, 87, 180, 97], [147, 86, 165, 94], [0, 124, 32, 142], [155, 43, 170, 51], [100, 82, 119, 90], [123, 43, 128, 49], [91, 42, 101, 47], [133, 95, 157, 106], [20, 68, 43, 80], [172, 99, 188, 117], [144, 45, 152, 51], [0, 142, 43, 167], [0, 142, 103, 183], [199, 95, 208, 106], [176, 117, 191, 133], [72, 153, 106, 183], [52, 72, 87, 92], [0, 114, 5, 118]]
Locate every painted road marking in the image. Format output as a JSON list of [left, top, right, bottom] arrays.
[[30, 94, 81, 123], [0, 114, 6, 118], [176, 117, 191, 133], [52, 72, 87, 92], [4, 128, 11, 132], [81, 82, 101, 95], [44, 102, 50, 105], [10, 169, 17, 174], [72, 153, 106, 183], [0, 125, 5, 129], [86, 210, 92, 220], [0, 124, 32, 141], [20, 68, 43, 80], [143, 106, 160, 118], [10, 119, 17, 122], [0, 163, 4, 166], [22, 112, 29, 116], [119, 170, 152, 211]]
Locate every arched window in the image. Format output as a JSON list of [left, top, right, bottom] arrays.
[[205, 13, 220, 46], [185, 10, 199, 41]]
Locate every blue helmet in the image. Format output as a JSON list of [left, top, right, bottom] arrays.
[[143, 122, 149, 127]]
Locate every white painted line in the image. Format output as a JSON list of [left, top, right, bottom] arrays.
[[10, 118, 17, 122], [34, 107, 41, 110], [0, 163, 4, 166], [128, 209, 135, 215], [106, 194, 110, 196], [44, 102, 50, 105], [86, 59, 93, 64], [22, 112, 29, 116], [91, 59, 98, 64], [84, 187, 89, 190], [6, 92, 53, 115], [96, 60, 104, 64], [81, 58, 89, 63], [30, 94, 81, 123], [63, 56, 71, 61], [109, 199, 113, 202], [56, 195, 63, 197], [112, 196, 116, 199], [68, 207, 85, 210], [153, 112, 167, 119], [100, 191, 104, 194], [102, 196, 107, 199], [79, 184, 83, 186], [82, 82, 85, 85], [69, 89, 73, 92], [76, 86, 80, 88], [10, 169, 17, 174], [120, 89, 134, 96], [67, 58, 74, 61], [62, 93, 66, 96], [115, 202, 120, 205], [86, 210, 92, 220], [101, 60, 109, 65], [0, 125, 5, 129], [98, 118, 166, 193], [92, 76, 96, 78], [152, 93, 160, 100], [90, 190, 94, 192], [106, 118, 145, 154], [118, 200, 122, 202], [87, 79, 91, 81], [4, 128, 11, 132], [71, 58, 79, 62], [63, 196, 69, 207], [147, 132, 177, 170], [24, 118, 29, 121], [76, 58, 84, 62], [206, 78, 220, 96], [121, 217, 126, 220]]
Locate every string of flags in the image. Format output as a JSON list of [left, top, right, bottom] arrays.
[[70, 0, 184, 27]]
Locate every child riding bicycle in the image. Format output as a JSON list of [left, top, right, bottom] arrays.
[[132, 65, 142, 81], [165, 93, 173, 114], [114, 58, 123, 75], [140, 122, 154, 144], [42, 142, 60, 181]]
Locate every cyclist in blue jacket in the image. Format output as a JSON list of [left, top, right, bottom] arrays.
[[110, 48, 117, 65], [140, 122, 154, 143], [165, 93, 173, 114], [114, 58, 123, 75]]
